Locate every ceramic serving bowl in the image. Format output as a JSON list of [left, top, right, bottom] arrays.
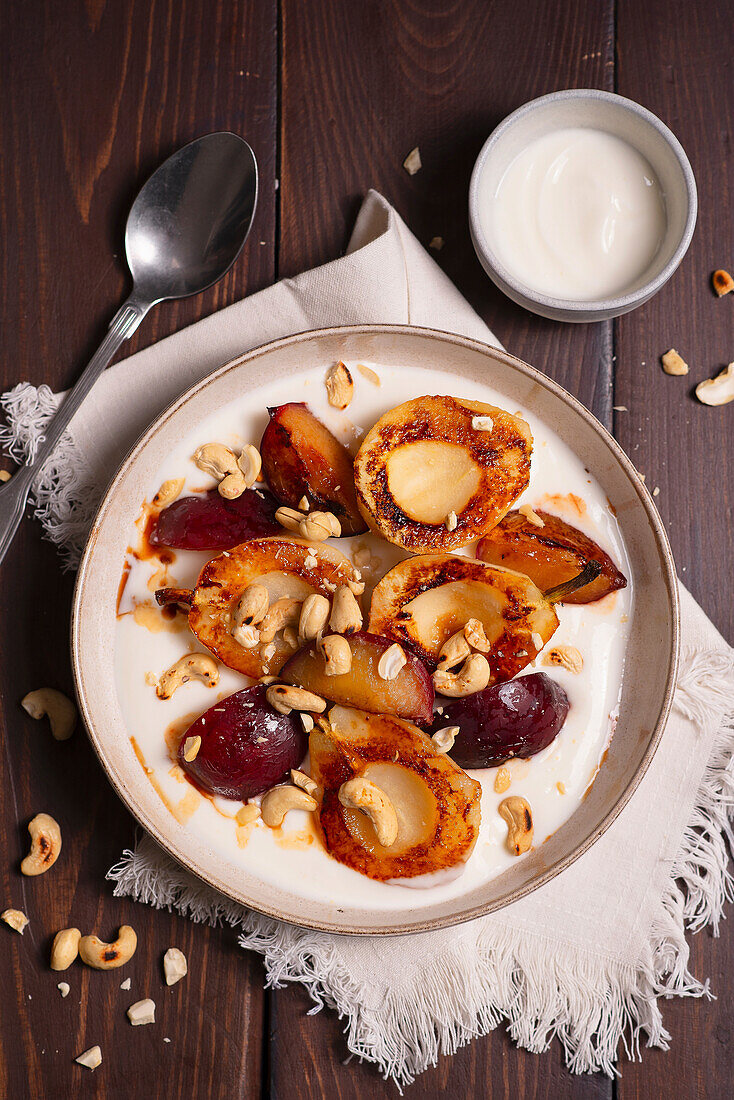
[[71, 325, 679, 934], [469, 89, 697, 322]]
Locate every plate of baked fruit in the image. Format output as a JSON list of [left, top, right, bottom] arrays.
[[72, 326, 677, 933]]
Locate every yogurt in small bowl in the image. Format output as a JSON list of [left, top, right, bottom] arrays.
[[469, 89, 696, 322]]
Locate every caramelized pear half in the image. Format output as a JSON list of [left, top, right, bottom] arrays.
[[369, 553, 558, 682], [281, 631, 434, 724], [353, 395, 532, 552], [186, 536, 360, 678], [477, 510, 627, 604], [260, 402, 366, 535], [310, 705, 481, 881]]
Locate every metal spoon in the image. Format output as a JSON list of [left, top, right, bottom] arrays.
[[0, 132, 258, 564]]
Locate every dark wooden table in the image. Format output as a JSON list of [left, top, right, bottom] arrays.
[[1, 1, 731, 1097]]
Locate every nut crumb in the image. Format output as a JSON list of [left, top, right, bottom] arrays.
[[518, 504, 545, 528], [75, 1046, 102, 1070], [0, 469, 11, 482], [403, 146, 422, 175], [127, 998, 156, 1026], [661, 348, 689, 376], [429, 236, 444, 251], [120, 977, 131, 991], [356, 363, 381, 386], [57, 982, 70, 997], [713, 269, 734, 297], [471, 415, 494, 432], [325, 361, 354, 409], [494, 767, 511, 794], [182, 735, 201, 762], [445, 511, 458, 532], [2, 908, 28, 934], [613, 405, 628, 412], [556, 781, 567, 795], [163, 947, 188, 987], [653, 486, 660, 497]]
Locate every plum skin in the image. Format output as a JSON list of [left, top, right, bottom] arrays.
[[178, 684, 308, 799], [429, 672, 570, 769]]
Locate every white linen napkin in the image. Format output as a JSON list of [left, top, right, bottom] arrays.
[[3, 191, 733, 1089]]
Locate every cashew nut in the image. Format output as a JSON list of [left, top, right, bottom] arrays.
[[494, 767, 511, 794], [237, 443, 262, 487], [259, 597, 302, 644], [193, 443, 246, 498], [2, 908, 29, 934], [437, 630, 471, 670], [182, 735, 201, 762], [291, 769, 320, 797], [321, 634, 352, 676], [338, 777, 398, 848], [299, 593, 330, 640], [156, 653, 219, 699], [298, 496, 310, 511], [464, 618, 492, 652], [498, 796, 534, 855], [266, 684, 326, 715], [329, 584, 363, 635], [696, 362, 734, 406], [79, 925, 138, 970], [76, 1046, 102, 1070], [21, 688, 77, 741], [542, 645, 584, 674], [431, 726, 459, 753], [445, 511, 458, 531], [152, 477, 185, 508], [377, 642, 407, 681], [163, 947, 188, 986], [661, 348, 689, 376], [127, 998, 156, 1026], [232, 584, 270, 628], [51, 927, 82, 970], [275, 506, 304, 533], [235, 803, 261, 826], [300, 511, 341, 541], [325, 361, 354, 409], [261, 784, 318, 827], [518, 504, 545, 528], [433, 653, 491, 697], [232, 623, 260, 649], [21, 813, 62, 876]]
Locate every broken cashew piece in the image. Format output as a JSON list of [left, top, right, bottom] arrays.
[[329, 585, 363, 635], [76, 1046, 102, 1070], [261, 784, 318, 827], [377, 642, 407, 681], [21, 813, 62, 876], [433, 653, 491, 697], [695, 362, 734, 406], [321, 634, 352, 676], [156, 653, 219, 699], [152, 478, 185, 508], [300, 511, 341, 541], [2, 908, 29, 934], [232, 584, 269, 628], [259, 597, 302, 644], [325, 361, 354, 409], [291, 769, 320, 798], [464, 618, 492, 653], [163, 947, 188, 986], [661, 348, 689, 376], [127, 998, 156, 1026], [498, 796, 534, 855], [266, 684, 326, 716], [339, 777, 398, 848], [21, 688, 77, 741], [51, 927, 82, 970], [299, 593, 330, 640], [79, 925, 138, 970], [237, 443, 262, 487], [431, 726, 459, 754], [437, 630, 471, 671]]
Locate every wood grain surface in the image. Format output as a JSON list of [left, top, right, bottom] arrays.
[[0, 1, 731, 1098]]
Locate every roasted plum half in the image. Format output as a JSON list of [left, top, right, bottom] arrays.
[[476, 510, 627, 604], [353, 395, 532, 552], [260, 402, 366, 535], [280, 631, 434, 724], [428, 673, 570, 769], [310, 705, 481, 881], [369, 553, 559, 683], [181, 536, 361, 678], [149, 487, 280, 551], [177, 685, 308, 799]]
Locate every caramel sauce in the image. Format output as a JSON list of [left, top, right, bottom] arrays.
[[130, 736, 178, 818], [541, 491, 587, 518], [132, 601, 186, 634], [272, 826, 316, 850], [116, 560, 132, 616], [174, 787, 202, 823]]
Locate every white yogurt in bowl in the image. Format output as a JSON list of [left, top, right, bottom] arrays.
[[480, 128, 666, 301]]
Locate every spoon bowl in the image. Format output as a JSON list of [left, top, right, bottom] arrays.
[[126, 133, 258, 303]]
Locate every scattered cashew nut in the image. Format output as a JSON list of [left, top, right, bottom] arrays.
[[325, 361, 354, 409], [259, 597, 302, 644], [152, 478, 185, 508], [193, 443, 246, 498], [542, 645, 584, 674], [377, 642, 407, 681], [127, 998, 156, 1026], [21, 688, 77, 741], [300, 511, 341, 541], [329, 585, 363, 635], [322, 634, 352, 676], [299, 593, 330, 640], [156, 653, 219, 699], [266, 684, 326, 716], [696, 362, 734, 406], [163, 947, 188, 986], [21, 813, 62, 876], [498, 796, 534, 855], [261, 784, 318, 827], [2, 908, 29, 934], [291, 769, 320, 797], [431, 726, 459, 754], [76, 1046, 102, 1070], [51, 927, 82, 970], [79, 925, 138, 970], [339, 777, 398, 848], [433, 653, 491, 697], [237, 443, 262, 487]]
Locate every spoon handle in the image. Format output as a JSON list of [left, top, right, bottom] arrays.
[[0, 294, 151, 566]]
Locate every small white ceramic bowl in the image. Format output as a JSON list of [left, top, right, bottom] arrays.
[[469, 89, 697, 322]]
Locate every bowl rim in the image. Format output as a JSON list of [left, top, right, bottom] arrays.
[[468, 88, 698, 315], [71, 323, 680, 934]]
